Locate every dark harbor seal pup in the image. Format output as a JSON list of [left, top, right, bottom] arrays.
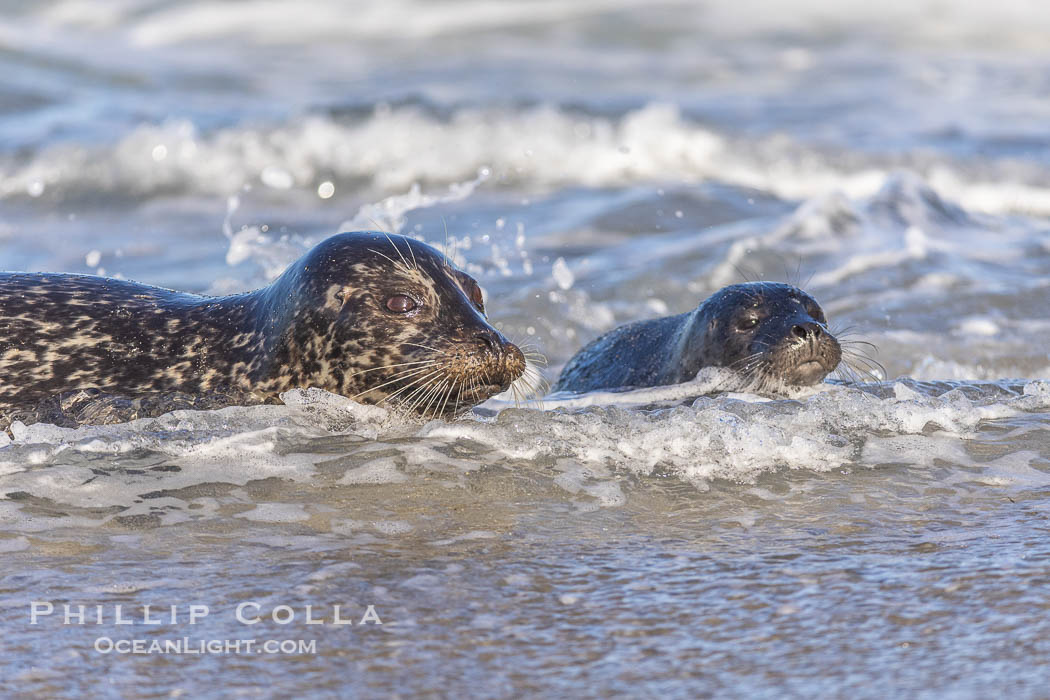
[[554, 282, 842, 395], [0, 231, 528, 427]]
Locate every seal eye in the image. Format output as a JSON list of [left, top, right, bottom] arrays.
[[737, 317, 759, 331], [385, 295, 417, 313]]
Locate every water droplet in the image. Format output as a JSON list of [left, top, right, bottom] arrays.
[[552, 257, 574, 291]]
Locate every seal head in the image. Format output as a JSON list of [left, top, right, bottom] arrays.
[[273, 232, 529, 416], [554, 281, 841, 395], [680, 282, 842, 392]]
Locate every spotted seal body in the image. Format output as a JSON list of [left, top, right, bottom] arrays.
[[0, 231, 526, 425], [554, 282, 841, 395]]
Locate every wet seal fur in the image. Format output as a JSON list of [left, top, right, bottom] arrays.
[[0, 231, 528, 427], [554, 282, 842, 395]]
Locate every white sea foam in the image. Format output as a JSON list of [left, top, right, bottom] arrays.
[[0, 380, 1045, 530], [6, 105, 1050, 219], [429, 381, 1050, 485]]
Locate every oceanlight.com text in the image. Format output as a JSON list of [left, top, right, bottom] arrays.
[[94, 637, 318, 655]]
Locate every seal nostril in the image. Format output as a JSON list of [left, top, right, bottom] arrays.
[[475, 332, 499, 353], [793, 322, 822, 340]]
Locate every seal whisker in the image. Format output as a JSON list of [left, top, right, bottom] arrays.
[[353, 364, 444, 398], [729, 350, 762, 366], [381, 231, 413, 271], [514, 337, 541, 351], [838, 339, 880, 353], [840, 350, 880, 371], [842, 364, 861, 384], [427, 376, 453, 418], [841, 351, 886, 382], [366, 247, 408, 272], [741, 362, 764, 385], [350, 365, 440, 400], [437, 377, 457, 418], [407, 235, 418, 270], [844, 349, 884, 370], [442, 216, 451, 269], [454, 374, 475, 417], [396, 385, 430, 416], [454, 377, 470, 413], [834, 360, 861, 385], [728, 351, 764, 370], [367, 217, 392, 235], [528, 362, 549, 389], [827, 324, 878, 347], [418, 376, 449, 419], [728, 353, 768, 384], [834, 350, 884, 384], [402, 341, 446, 354], [403, 367, 447, 402], [521, 351, 549, 367], [740, 355, 772, 388], [419, 380, 448, 418], [447, 378, 464, 417], [378, 363, 442, 380], [344, 359, 439, 379], [451, 386, 463, 417], [380, 371, 440, 407], [464, 374, 480, 413], [731, 263, 757, 284], [736, 361, 764, 377], [399, 371, 447, 414], [512, 366, 547, 408], [516, 360, 547, 399]]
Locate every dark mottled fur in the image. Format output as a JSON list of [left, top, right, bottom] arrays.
[[555, 282, 841, 394], [0, 232, 525, 426]]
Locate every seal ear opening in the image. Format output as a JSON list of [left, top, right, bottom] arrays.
[[334, 287, 355, 305], [468, 281, 486, 316]]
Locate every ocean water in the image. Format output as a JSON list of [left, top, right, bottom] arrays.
[[2, 1, 1050, 696]]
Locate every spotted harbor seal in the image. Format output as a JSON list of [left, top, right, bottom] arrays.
[[0, 231, 534, 426], [554, 282, 842, 395]]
